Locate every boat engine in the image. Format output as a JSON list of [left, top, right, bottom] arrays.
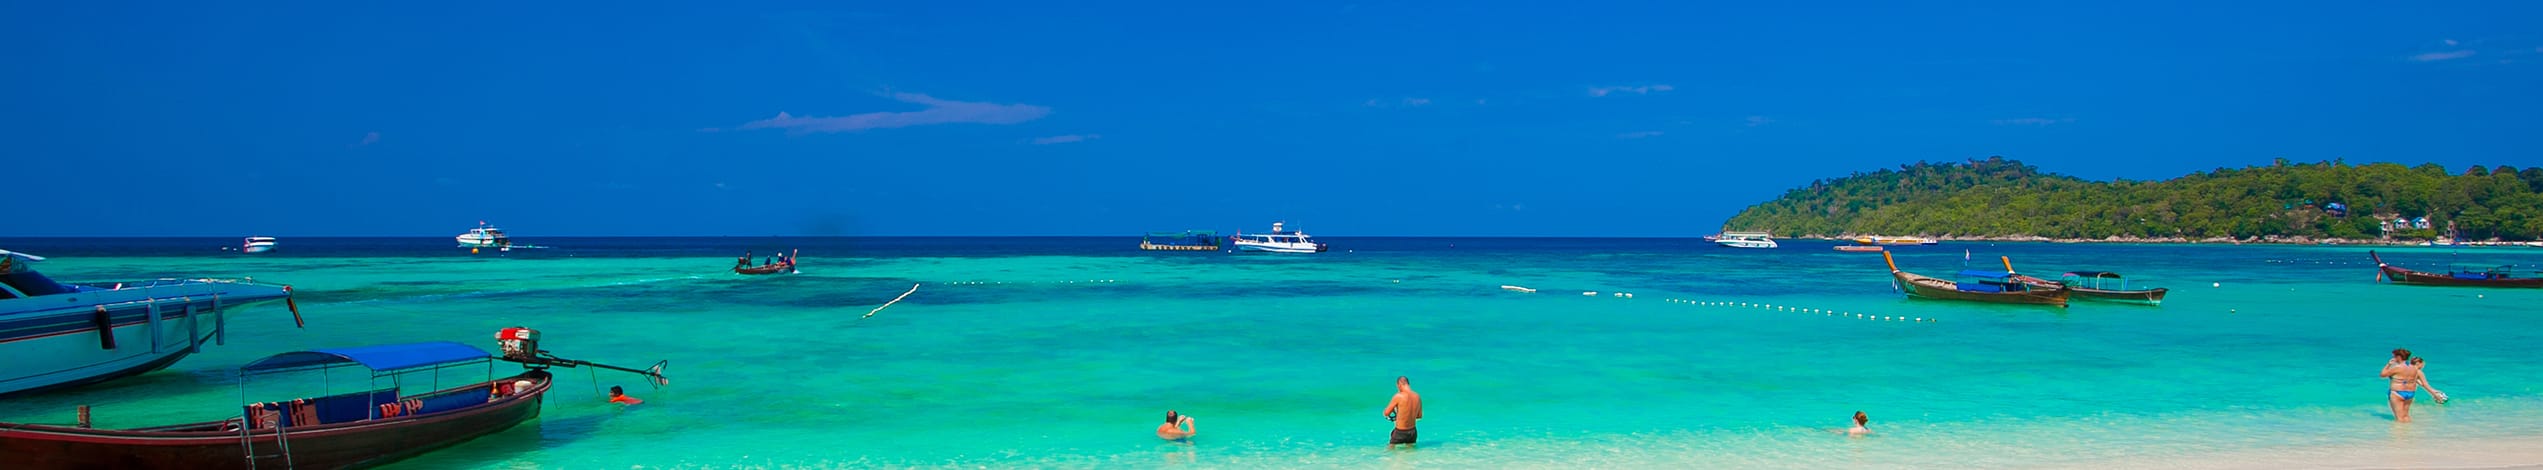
[[497, 327, 541, 362]]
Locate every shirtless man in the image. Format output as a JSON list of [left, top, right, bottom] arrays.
[[1156, 410, 1196, 441], [1383, 376, 1423, 449], [2381, 348, 2420, 422]]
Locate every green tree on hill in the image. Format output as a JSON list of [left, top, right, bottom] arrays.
[[1722, 158, 2543, 241]]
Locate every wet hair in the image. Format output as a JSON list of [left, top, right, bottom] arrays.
[[1854, 411, 1868, 426], [1398, 376, 1410, 386], [2409, 357, 2426, 366], [1166, 410, 1179, 424], [609, 386, 624, 395], [2393, 348, 2412, 359]]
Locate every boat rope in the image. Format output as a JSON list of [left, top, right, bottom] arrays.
[[1499, 284, 1935, 323], [865, 284, 921, 319]]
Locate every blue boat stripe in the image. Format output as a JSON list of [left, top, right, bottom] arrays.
[[0, 304, 203, 343]]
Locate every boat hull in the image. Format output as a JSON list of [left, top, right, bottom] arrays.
[[241, 245, 275, 254], [1715, 240, 1778, 249], [0, 281, 291, 397], [734, 264, 795, 275], [0, 371, 550, 469], [2380, 266, 2543, 288], [2070, 287, 2168, 304], [1894, 272, 2068, 307], [1234, 242, 1326, 253]]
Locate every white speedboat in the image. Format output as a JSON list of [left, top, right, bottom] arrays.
[[1851, 235, 1940, 246], [241, 236, 277, 253], [1714, 231, 1778, 249], [456, 221, 511, 249], [1231, 222, 1328, 253], [0, 249, 298, 397]]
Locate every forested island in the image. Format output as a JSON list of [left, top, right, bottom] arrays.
[[1723, 157, 2543, 242]]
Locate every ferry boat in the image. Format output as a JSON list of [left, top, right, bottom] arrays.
[[1231, 222, 1328, 253], [0, 249, 300, 397], [241, 237, 277, 253], [1713, 231, 1778, 249], [1852, 235, 1940, 246], [456, 221, 511, 249], [1139, 230, 1222, 251]]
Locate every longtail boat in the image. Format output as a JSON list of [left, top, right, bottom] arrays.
[[2371, 251, 2543, 288], [2013, 270, 2168, 305], [734, 249, 799, 275], [1833, 245, 1885, 253], [1882, 251, 2068, 307], [0, 327, 668, 469]]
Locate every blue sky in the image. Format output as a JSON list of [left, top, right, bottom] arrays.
[[5, 2, 2538, 236]]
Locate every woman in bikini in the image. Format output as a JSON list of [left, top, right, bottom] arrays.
[[2382, 349, 2423, 422], [2411, 357, 2449, 405]]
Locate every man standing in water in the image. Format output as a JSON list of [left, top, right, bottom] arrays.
[[2382, 348, 2420, 422], [1157, 410, 1196, 441], [1383, 376, 1423, 449]]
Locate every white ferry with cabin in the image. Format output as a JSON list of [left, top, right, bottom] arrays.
[[1713, 231, 1778, 249], [456, 221, 511, 249], [1231, 222, 1329, 254], [240, 237, 277, 253]]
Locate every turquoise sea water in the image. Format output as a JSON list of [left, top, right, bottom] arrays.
[[5, 237, 2542, 468]]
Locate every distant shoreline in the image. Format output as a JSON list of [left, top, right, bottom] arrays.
[[1793, 234, 2543, 247]]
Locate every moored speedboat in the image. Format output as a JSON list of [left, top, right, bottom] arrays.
[[456, 221, 511, 249], [1231, 222, 1328, 253], [1713, 231, 1778, 249], [241, 237, 277, 253], [0, 249, 302, 397], [0, 327, 669, 469], [1853, 235, 1939, 246]]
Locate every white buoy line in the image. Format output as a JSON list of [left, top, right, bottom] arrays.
[[1497, 284, 1933, 323], [942, 279, 1121, 286]]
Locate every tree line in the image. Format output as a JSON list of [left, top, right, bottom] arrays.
[[1722, 157, 2543, 241]]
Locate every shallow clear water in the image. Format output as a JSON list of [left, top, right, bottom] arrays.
[[4, 237, 2541, 468]]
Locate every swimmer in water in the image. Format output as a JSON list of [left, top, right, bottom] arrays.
[[608, 385, 643, 406], [1848, 411, 1871, 436], [1156, 410, 1196, 441]]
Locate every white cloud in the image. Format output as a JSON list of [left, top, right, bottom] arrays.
[[1588, 84, 1674, 97], [738, 93, 1050, 134], [1031, 134, 1101, 145], [2410, 50, 2476, 62]]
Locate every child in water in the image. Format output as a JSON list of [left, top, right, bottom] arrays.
[[608, 385, 643, 406]]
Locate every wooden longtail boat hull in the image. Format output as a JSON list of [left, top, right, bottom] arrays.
[[0, 371, 550, 470], [1894, 271, 2071, 306], [2379, 265, 2543, 287], [2371, 251, 2543, 288], [734, 264, 794, 275]]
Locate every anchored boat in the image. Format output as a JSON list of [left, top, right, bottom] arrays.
[[1882, 251, 2068, 307], [2013, 270, 2168, 304], [241, 237, 277, 254], [0, 249, 302, 397], [0, 327, 668, 469], [734, 249, 799, 275], [1713, 231, 1779, 249], [2371, 251, 2542, 288], [1139, 230, 1222, 251], [455, 221, 511, 250], [1231, 222, 1328, 254], [1853, 236, 1940, 246]]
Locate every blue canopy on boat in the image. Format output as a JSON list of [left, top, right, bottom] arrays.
[[1955, 270, 2015, 279], [240, 341, 492, 373]]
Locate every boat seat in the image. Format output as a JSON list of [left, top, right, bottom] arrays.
[[244, 389, 397, 428], [1959, 284, 2004, 293]]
